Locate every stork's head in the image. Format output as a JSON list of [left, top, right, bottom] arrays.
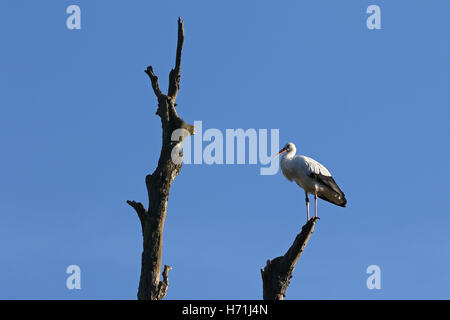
[[275, 142, 296, 158]]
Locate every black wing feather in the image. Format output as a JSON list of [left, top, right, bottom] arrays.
[[309, 172, 347, 207]]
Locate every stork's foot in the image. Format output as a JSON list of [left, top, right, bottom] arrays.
[[304, 216, 319, 225]]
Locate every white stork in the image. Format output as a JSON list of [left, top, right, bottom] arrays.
[[275, 142, 346, 221]]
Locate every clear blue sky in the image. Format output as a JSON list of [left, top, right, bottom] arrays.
[[1, 0, 449, 299]]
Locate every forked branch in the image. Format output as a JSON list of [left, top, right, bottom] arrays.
[[127, 17, 193, 300]]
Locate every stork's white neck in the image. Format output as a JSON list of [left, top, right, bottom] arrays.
[[283, 148, 296, 160]]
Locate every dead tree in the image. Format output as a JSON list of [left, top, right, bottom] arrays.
[[127, 17, 194, 300], [261, 217, 319, 300]]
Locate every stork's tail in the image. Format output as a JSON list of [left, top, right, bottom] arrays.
[[319, 192, 347, 207]]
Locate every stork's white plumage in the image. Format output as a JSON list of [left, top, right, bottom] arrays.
[[275, 142, 346, 221]]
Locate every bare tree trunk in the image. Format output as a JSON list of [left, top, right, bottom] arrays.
[[261, 217, 318, 300], [127, 17, 194, 300]]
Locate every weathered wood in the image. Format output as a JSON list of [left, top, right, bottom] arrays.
[[261, 217, 318, 300], [127, 17, 194, 300]]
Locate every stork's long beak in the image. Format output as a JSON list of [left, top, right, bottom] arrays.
[[273, 147, 287, 159]]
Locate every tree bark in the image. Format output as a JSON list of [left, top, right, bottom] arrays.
[[261, 217, 318, 300], [127, 17, 194, 300]]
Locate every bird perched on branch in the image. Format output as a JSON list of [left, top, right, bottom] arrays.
[[275, 142, 346, 221]]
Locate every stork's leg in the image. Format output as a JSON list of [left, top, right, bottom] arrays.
[[314, 193, 318, 218], [305, 191, 310, 221]]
